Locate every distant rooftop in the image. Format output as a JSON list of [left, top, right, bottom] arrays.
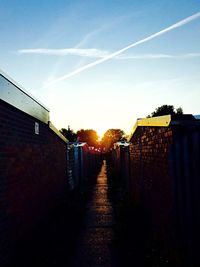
[[195, 115, 200, 120]]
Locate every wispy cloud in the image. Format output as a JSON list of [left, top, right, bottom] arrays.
[[120, 53, 173, 59], [18, 48, 109, 58], [45, 12, 200, 85], [44, 11, 200, 85], [75, 28, 104, 49], [19, 12, 200, 86], [118, 53, 200, 59], [181, 53, 200, 58], [17, 48, 200, 60]]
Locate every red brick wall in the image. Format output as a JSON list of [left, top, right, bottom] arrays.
[[0, 99, 67, 262], [129, 126, 173, 248]]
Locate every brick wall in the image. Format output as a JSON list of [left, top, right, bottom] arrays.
[[129, 123, 200, 265], [0, 99, 67, 262], [129, 126, 173, 250]]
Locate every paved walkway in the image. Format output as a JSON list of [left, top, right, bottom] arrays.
[[69, 160, 118, 267]]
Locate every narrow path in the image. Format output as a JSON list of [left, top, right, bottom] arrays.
[[69, 160, 118, 267]]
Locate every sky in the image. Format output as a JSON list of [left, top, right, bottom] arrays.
[[0, 0, 200, 137]]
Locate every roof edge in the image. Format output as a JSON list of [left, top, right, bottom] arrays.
[[0, 69, 50, 124], [0, 69, 49, 111], [128, 115, 171, 141], [49, 122, 68, 143]]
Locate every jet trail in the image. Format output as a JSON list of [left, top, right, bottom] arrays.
[[47, 12, 200, 86]]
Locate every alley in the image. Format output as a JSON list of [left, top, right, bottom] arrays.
[[10, 160, 120, 267], [69, 160, 118, 267]]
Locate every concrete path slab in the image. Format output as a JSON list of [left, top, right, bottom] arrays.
[[69, 160, 119, 267]]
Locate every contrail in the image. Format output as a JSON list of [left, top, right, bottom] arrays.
[[47, 12, 200, 86]]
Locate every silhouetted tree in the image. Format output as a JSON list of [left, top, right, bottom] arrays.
[[176, 107, 183, 115], [76, 129, 99, 147], [101, 129, 125, 151], [148, 105, 183, 117], [60, 126, 77, 142]]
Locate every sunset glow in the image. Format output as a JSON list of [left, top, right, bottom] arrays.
[[0, 1, 200, 135], [96, 128, 107, 140]]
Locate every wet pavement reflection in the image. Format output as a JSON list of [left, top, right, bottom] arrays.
[[69, 160, 118, 267]]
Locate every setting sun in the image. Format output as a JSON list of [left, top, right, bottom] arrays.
[[96, 128, 107, 141]]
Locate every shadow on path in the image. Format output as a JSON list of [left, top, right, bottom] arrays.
[[68, 160, 119, 267]]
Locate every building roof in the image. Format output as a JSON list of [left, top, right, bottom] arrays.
[[0, 69, 49, 123], [128, 114, 200, 141], [0, 69, 67, 143]]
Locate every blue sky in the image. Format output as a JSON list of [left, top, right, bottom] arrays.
[[1, 0, 200, 137]]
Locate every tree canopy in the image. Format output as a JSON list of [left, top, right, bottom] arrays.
[[76, 129, 99, 147], [101, 129, 125, 151], [60, 127, 127, 150], [148, 105, 183, 118], [60, 126, 77, 142]]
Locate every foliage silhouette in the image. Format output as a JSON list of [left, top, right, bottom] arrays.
[[60, 126, 77, 142], [101, 129, 125, 151], [76, 129, 99, 147], [148, 105, 183, 117]]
